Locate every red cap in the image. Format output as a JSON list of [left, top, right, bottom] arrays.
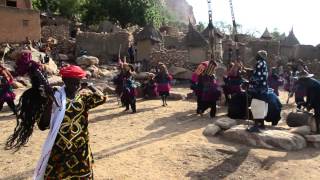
[[60, 65, 86, 79]]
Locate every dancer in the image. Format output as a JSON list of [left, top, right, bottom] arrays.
[[295, 70, 320, 133], [122, 63, 138, 113], [34, 65, 106, 179], [155, 63, 172, 107], [267, 67, 284, 96], [191, 61, 209, 114], [0, 64, 16, 114]]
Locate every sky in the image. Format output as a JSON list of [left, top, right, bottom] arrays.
[[186, 0, 320, 46]]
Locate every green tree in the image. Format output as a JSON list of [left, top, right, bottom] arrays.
[[196, 22, 205, 32], [271, 28, 281, 40], [32, 0, 86, 19], [82, 0, 170, 28]]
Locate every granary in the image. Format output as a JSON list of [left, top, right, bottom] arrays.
[[135, 24, 162, 62], [282, 28, 300, 46], [201, 25, 224, 61], [260, 28, 272, 40], [0, 0, 40, 43], [280, 28, 301, 59], [185, 22, 209, 64]]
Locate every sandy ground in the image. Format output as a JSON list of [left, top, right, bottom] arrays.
[[1, 88, 320, 180]]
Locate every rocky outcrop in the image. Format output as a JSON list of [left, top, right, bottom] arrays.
[[163, 0, 196, 25], [223, 125, 307, 151]]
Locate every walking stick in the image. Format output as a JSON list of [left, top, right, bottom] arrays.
[[116, 44, 122, 105]]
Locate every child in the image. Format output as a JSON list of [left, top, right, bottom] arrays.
[[198, 73, 221, 118], [155, 63, 172, 106], [122, 64, 139, 113], [0, 65, 16, 115], [143, 73, 157, 99]]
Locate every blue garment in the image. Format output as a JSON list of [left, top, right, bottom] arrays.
[[264, 89, 282, 125]]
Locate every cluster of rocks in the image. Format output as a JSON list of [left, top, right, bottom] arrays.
[[41, 25, 70, 42], [203, 114, 320, 151], [76, 55, 115, 79]]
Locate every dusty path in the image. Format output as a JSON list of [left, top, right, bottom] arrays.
[[1, 89, 320, 180]]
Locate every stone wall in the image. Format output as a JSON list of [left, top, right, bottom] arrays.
[[294, 45, 319, 60], [42, 25, 69, 42], [248, 40, 280, 67], [150, 49, 197, 71], [163, 35, 184, 50], [0, 6, 40, 43], [76, 31, 133, 63], [188, 47, 207, 64]]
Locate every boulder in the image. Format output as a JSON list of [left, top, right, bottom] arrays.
[[223, 125, 307, 151], [168, 66, 187, 76], [286, 112, 311, 127], [203, 124, 221, 137], [309, 117, 317, 133], [289, 126, 311, 136], [48, 75, 63, 86], [16, 76, 31, 87], [87, 65, 100, 78], [214, 118, 237, 130], [58, 54, 70, 61], [305, 135, 320, 142], [168, 91, 187, 100], [42, 59, 58, 75], [76, 55, 99, 66], [12, 81, 25, 89], [311, 142, 320, 149], [174, 70, 192, 80], [134, 72, 154, 80], [98, 68, 113, 77], [85, 71, 92, 78]]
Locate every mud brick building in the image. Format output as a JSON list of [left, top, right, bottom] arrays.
[[0, 0, 40, 43]]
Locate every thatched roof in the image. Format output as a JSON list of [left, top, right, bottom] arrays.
[[185, 22, 208, 47], [136, 24, 162, 42], [260, 28, 272, 40], [201, 25, 224, 39], [283, 29, 300, 46]]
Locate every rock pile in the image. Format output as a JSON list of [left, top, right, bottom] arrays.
[[42, 25, 70, 42]]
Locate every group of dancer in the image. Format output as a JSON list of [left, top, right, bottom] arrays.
[[112, 60, 173, 113], [1, 47, 320, 179]]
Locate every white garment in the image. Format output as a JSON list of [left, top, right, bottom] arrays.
[[33, 86, 66, 180], [251, 98, 268, 119]]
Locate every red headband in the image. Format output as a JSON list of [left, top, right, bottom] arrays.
[[60, 65, 86, 79]]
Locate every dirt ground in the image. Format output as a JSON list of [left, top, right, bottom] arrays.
[[1, 88, 320, 180]]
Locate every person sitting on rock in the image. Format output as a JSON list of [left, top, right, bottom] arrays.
[[295, 70, 320, 133], [155, 63, 172, 107]]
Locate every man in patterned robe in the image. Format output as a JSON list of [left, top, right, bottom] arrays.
[[34, 65, 106, 179], [248, 50, 269, 132]]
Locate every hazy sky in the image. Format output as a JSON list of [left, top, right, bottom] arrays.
[[186, 0, 320, 46]]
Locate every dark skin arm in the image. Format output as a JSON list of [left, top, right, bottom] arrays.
[[38, 98, 53, 131]]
